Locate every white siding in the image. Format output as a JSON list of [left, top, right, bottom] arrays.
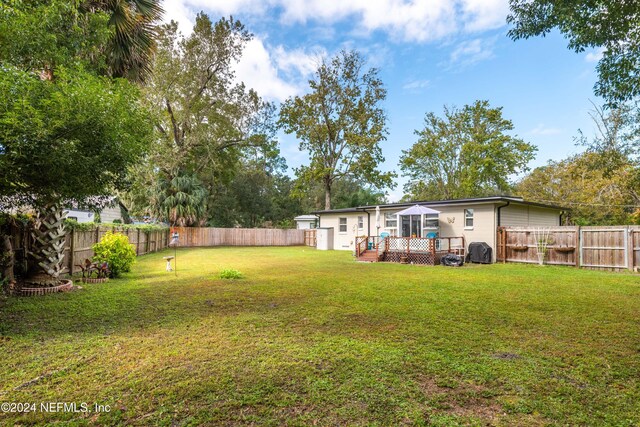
[[501, 205, 559, 227], [100, 205, 123, 223], [319, 212, 370, 251], [296, 220, 315, 229], [65, 209, 94, 223]]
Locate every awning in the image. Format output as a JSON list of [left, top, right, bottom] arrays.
[[396, 204, 440, 215]]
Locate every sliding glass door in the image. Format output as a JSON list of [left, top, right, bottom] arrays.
[[401, 215, 422, 237]]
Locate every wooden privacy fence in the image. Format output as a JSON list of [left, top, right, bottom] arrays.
[[497, 226, 640, 272], [174, 227, 305, 247], [7, 226, 170, 276]]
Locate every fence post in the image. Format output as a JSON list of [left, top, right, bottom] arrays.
[[136, 228, 141, 255], [95, 226, 100, 245], [627, 226, 633, 272], [576, 226, 581, 268], [69, 228, 75, 275]]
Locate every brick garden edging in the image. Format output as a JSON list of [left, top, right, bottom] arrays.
[[20, 279, 74, 296]]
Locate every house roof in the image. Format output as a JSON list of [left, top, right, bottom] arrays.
[[311, 196, 567, 215], [294, 215, 319, 221]]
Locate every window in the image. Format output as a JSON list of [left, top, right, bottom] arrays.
[[339, 217, 347, 233], [424, 214, 439, 228], [384, 212, 398, 228], [464, 209, 474, 228], [357, 216, 364, 231]]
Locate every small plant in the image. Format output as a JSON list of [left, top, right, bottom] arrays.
[[92, 232, 136, 278], [219, 269, 242, 280], [533, 228, 554, 265]]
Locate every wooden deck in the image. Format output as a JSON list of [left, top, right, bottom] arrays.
[[356, 236, 465, 265]]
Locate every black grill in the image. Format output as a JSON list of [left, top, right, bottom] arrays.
[[467, 242, 492, 264]]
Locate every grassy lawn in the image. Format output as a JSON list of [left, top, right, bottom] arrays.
[[1, 247, 639, 426]]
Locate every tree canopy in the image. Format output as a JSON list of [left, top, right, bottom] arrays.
[[279, 50, 394, 210], [0, 1, 154, 209], [400, 100, 537, 201], [517, 153, 639, 225], [507, 0, 640, 104], [125, 14, 280, 226]]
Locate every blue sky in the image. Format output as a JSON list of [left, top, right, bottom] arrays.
[[162, 0, 605, 202]]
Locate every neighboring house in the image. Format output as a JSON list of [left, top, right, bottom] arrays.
[[294, 215, 319, 230], [66, 198, 129, 224], [312, 196, 566, 261]]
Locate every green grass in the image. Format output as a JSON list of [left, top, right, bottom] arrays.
[[1, 247, 639, 426]]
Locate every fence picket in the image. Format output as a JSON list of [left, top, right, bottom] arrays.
[[499, 226, 639, 272]]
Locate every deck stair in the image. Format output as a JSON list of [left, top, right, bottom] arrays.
[[357, 250, 380, 262]]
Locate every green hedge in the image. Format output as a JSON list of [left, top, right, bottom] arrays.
[[63, 219, 168, 233]]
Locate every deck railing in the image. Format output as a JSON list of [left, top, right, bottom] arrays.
[[355, 236, 385, 257], [357, 235, 466, 265]]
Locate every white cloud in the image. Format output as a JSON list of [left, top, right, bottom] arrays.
[[585, 47, 605, 63], [164, 0, 509, 42], [233, 38, 305, 102], [529, 124, 563, 136], [460, 0, 510, 33], [445, 37, 496, 69], [272, 46, 324, 77], [402, 79, 430, 91], [161, 0, 195, 32]]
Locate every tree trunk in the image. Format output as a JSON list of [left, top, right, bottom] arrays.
[[324, 176, 332, 210], [324, 187, 331, 211], [2, 234, 15, 289], [27, 204, 67, 287]]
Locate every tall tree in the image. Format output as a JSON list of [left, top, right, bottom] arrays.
[[130, 14, 277, 224], [0, 2, 154, 287], [576, 101, 640, 175], [507, 1, 640, 104], [400, 100, 537, 200], [279, 50, 394, 210]]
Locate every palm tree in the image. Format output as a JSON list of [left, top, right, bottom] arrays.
[[154, 173, 209, 227], [83, 0, 164, 82]]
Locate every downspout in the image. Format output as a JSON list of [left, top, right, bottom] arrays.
[[496, 201, 510, 226], [496, 201, 510, 264], [357, 208, 371, 236]]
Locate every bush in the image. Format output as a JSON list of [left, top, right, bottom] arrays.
[[219, 269, 242, 280], [92, 232, 136, 278]]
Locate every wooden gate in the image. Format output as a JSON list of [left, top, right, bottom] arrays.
[[304, 229, 317, 247]]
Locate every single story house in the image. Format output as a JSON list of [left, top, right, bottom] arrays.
[[294, 214, 319, 229], [311, 196, 567, 262], [66, 198, 129, 224]]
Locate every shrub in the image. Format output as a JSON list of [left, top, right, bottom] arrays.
[[92, 232, 136, 278], [219, 269, 242, 280]]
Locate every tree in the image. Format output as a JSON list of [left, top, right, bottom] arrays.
[[130, 15, 277, 222], [517, 153, 638, 225], [279, 50, 394, 210], [0, 0, 163, 82], [576, 101, 640, 175], [152, 173, 208, 227], [0, 2, 154, 287], [507, 1, 640, 104], [400, 100, 537, 200], [295, 177, 387, 211], [82, 0, 164, 82]]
